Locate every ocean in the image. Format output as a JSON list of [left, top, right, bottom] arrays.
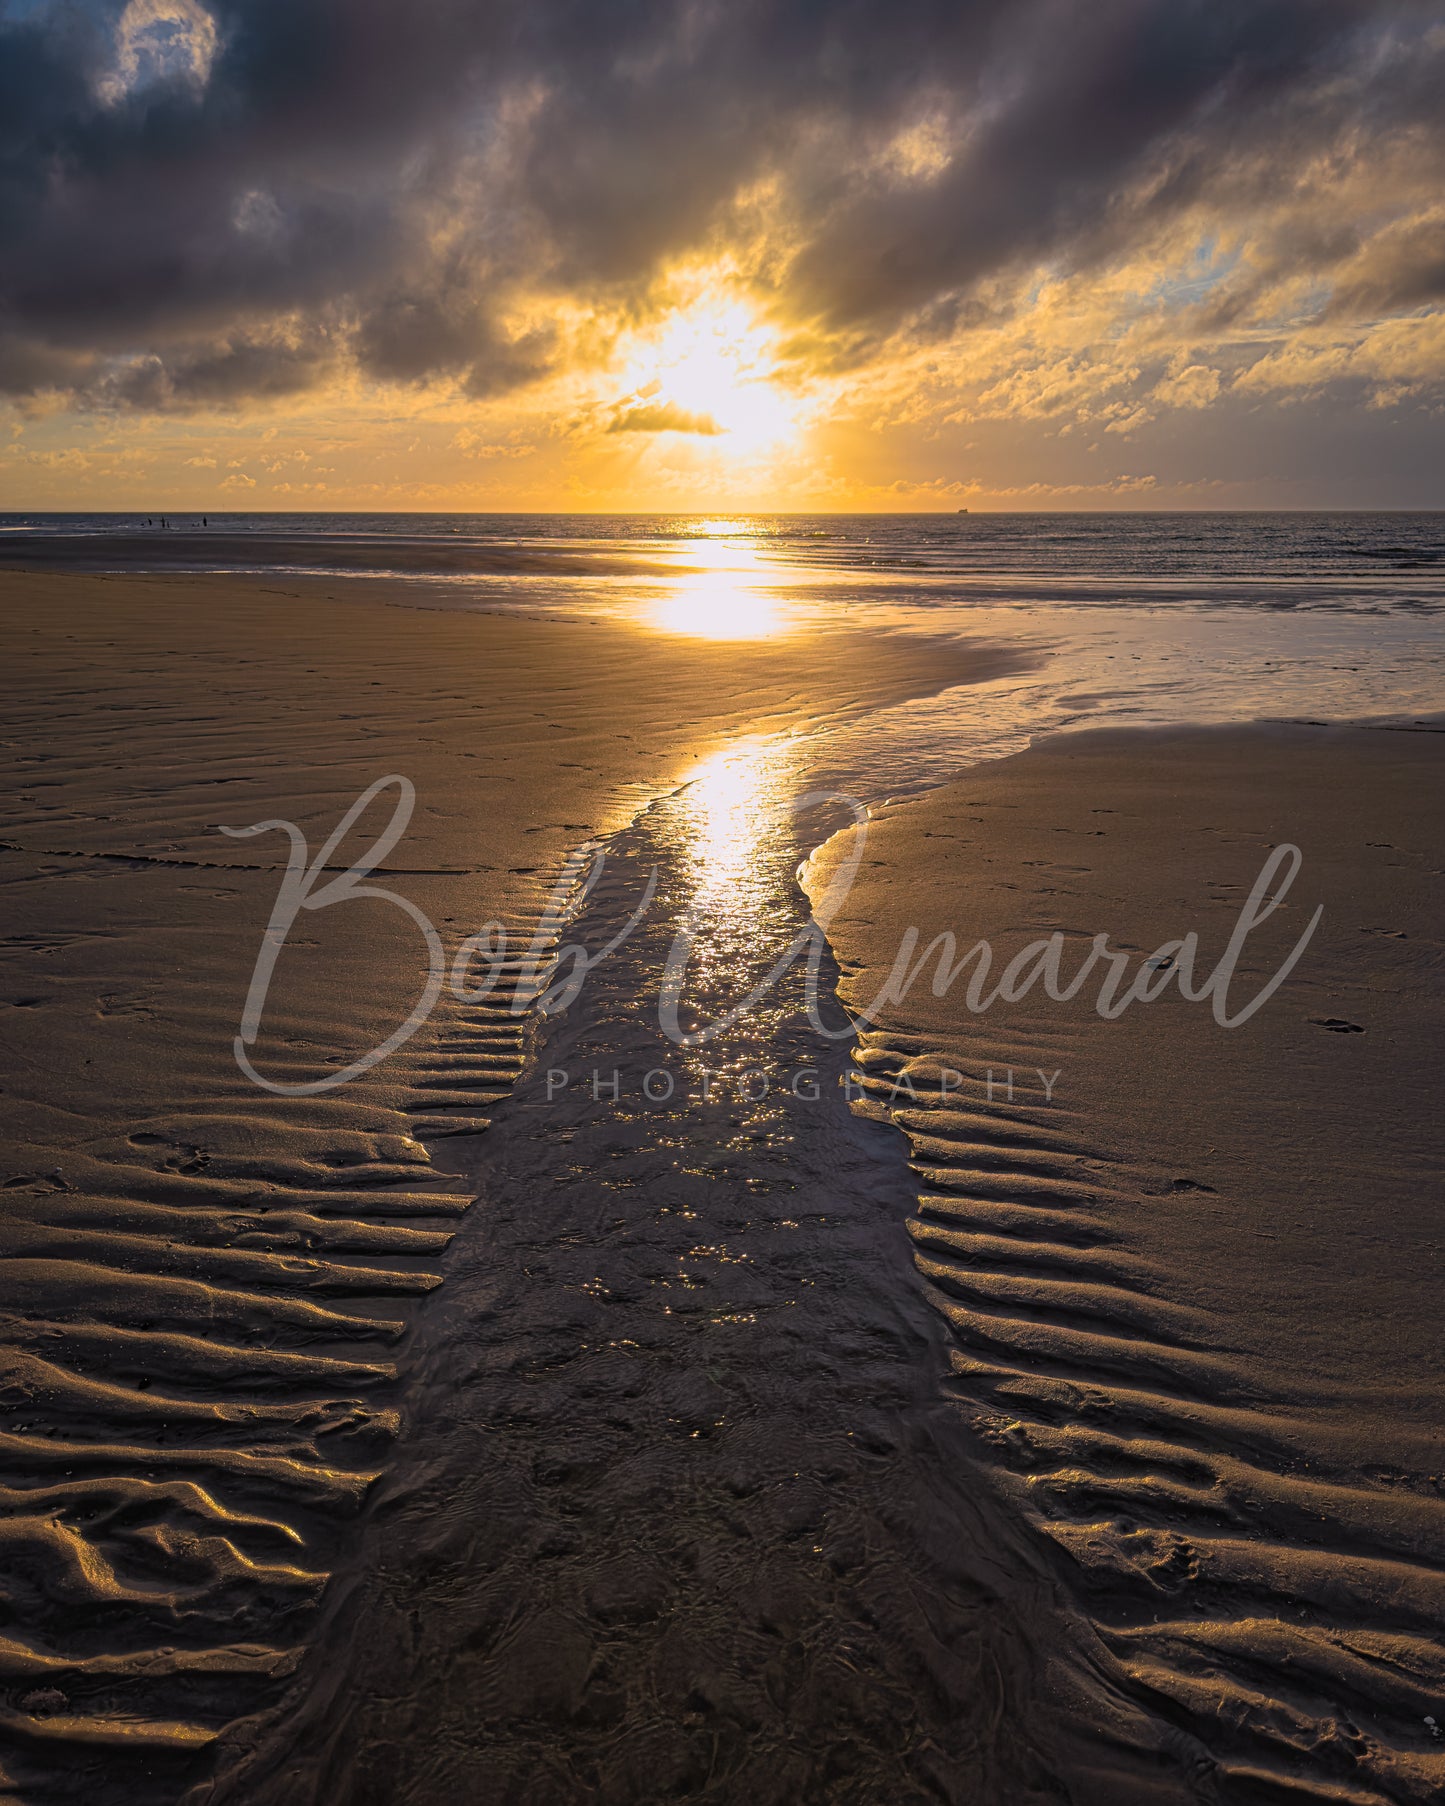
[[1, 509, 1442, 607], [2, 510, 1441, 797]]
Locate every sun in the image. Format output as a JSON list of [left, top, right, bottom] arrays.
[[613, 295, 803, 456]]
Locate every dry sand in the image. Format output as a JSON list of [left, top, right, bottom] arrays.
[[805, 721, 1445, 1803]]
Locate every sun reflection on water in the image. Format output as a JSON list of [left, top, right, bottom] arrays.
[[659, 733, 807, 1059], [682, 736, 784, 903]]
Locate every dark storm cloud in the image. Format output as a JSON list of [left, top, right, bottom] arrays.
[[0, 0, 1440, 405], [97, 328, 341, 405]]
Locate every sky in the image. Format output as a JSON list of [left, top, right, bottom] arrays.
[[2, 0, 1443, 511]]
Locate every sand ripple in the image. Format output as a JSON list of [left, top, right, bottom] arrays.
[[0, 999, 536, 1800], [850, 1031, 1445, 1805]]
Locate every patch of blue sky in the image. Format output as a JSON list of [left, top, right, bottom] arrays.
[[1144, 236, 1245, 308]]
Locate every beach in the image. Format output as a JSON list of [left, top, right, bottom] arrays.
[[807, 722, 1445, 1802], [0, 537, 1441, 1806]]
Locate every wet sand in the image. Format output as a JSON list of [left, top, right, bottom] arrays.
[[0, 572, 1048, 1801], [0, 532, 678, 581], [806, 722, 1445, 1803]]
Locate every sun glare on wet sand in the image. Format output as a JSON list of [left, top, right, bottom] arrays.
[[650, 536, 794, 639]]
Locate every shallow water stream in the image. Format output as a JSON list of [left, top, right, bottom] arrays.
[[204, 758, 1191, 1803]]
